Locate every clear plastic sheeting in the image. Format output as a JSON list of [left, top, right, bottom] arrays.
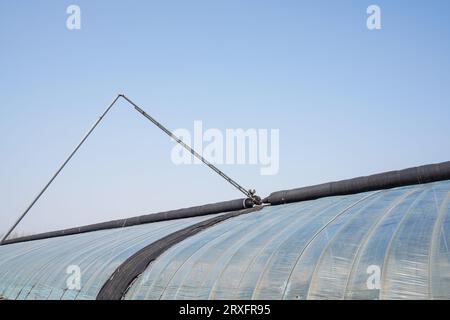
[[125, 180, 450, 300], [1, 180, 449, 300], [0, 213, 225, 300]]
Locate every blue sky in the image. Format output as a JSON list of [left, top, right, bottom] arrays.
[[1, 0, 450, 235]]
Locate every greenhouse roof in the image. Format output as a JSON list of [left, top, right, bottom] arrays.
[[0, 162, 450, 300]]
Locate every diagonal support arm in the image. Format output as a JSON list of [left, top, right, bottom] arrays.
[[1, 94, 122, 244], [121, 94, 260, 203]]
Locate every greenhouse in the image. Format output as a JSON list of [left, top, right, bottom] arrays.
[[0, 162, 449, 300]]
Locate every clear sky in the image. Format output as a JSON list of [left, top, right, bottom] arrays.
[[1, 0, 449, 236]]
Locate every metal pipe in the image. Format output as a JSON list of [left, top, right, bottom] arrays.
[[0, 94, 122, 244], [121, 94, 261, 204]]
